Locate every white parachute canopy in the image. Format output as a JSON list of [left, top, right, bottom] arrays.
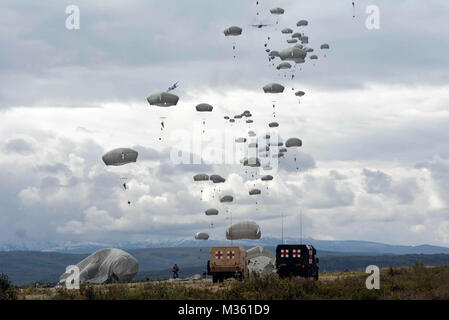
[[59, 249, 139, 285], [247, 246, 276, 275], [226, 221, 261, 240]]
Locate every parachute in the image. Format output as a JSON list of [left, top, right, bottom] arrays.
[[292, 32, 302, 39], [147, 92, 180, 141], [196, 103, 213, 112], [261, 175, 274, 181], [295, 91, 305, 97], [286, 138, 303, 172], [102, 148, 138, 166], [270, 8, 285, 15], [226, 221, 261, 240], [287, 39, 298, 44], [249, 189, 262, 196], [146, 92, 179, 107], [59, 249, 139, 285], [244, 157, 261, 168], [224, 26, 243, 36], [286, 138, 303, 148], [224, 26, 243, 59], [194, 174, 210, 182], [196, 103, 213, 134], [195, 232, 210, 240], [236, 137, 247, 143], [205, 208, 219, 216], [277, 62, 292, 70], [279, 47, 307, 62], [297, 20, 309, 27], [220, 195, 234, 203], [269, 122, 279, 128], [263, 83, 285, 93], [281, 28, 293, 34], [210, 175, 226, 184]]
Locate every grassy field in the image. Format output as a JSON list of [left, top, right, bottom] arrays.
[[3, 263, 448, 300]]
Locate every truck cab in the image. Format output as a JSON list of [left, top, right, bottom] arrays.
[[207, 246, 249, 283], [275, 244, 319, 280]]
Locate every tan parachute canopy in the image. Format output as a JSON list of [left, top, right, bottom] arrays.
[[226, 221, 262, 240]]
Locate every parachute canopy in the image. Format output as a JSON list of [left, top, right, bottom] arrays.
[[205, 208, 219, 216], [196, 103, 214, 112], [262, 175, 274, 181], [210, 175, 226, 183], [263, 83, 285, 93], [224, 26, 243, 36], [249, 189, 262, 196], [286, 138, 303, 148], [277, 62, 292, 70], [295, 91, 305, 97], [59, 249, 139, 285], [281, 28, 293, 34], [269, 122, 279, 128], [103, 148, 138, 166], [147, 92, 179, 107], [226, 221, 261, 240], [320, 44, 330, 50], [270, 7, 285, 15], [297, 20, 309, 26], [287, 39, 298, 44], [194, 174, 210, 182], [195, 232, 210, 240], [220, 195, 234, 203]]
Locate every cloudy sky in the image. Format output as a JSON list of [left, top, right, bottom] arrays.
[[1, 0, 449, 249]]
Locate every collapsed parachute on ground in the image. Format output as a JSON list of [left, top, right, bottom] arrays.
[[263, 83, 285, 93], [226, 221, 261, 240], [195, 232, 210, 240], [103, 148, 138, 166], [147, 92, 179, 107], [247, 246, 276, 275], [59, 249, 139, 286]]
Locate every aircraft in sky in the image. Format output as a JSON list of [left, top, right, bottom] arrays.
[[167, 81, 179, 92]]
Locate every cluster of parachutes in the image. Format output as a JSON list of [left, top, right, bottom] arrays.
[[100, 3, 335, 244]]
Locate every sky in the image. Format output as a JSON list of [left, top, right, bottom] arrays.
[[1, 0, 449, 249]]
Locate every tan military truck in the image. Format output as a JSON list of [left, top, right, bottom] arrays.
[[207, 246, 249, 283]]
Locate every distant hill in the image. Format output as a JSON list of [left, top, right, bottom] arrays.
[[2, 237, 449, 255], [2, 247, 449, 286]]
